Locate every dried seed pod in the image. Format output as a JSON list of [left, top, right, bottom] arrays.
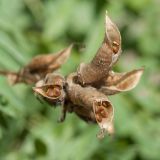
[[93, 99, 114, 139], [72, 104, 96, 123], [77, 12, 121, 85], [33, 73, 65, 105], [105, 12, 121, 64], [25, 44, 73, 75], [33, 73, 70, 122], [0, 45, 73, 85], [66, 73, 106, 110], [66, 73, 114, 138], [100, 68, 144, 95]]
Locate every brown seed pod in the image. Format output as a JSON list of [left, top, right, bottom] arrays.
[[66, 73, 114, 138], [0, 44, 73, 85], [72, 104, 96, 123], [0, 12, 144, 139], [33, 73, 65, 105], [93, 99, 114, 139], [77, 13, 121, 86], [105, 13, 121, 59], [66, 73, 106, 110], [25, 44, 73, 75], [100, 68, 144, 95]]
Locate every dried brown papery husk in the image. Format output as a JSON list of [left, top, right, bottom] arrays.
[[93, 99, 114, 138], [66, 73, 114, 138], [71, 104, 96, 123], [100, 68, 144, 95], [0, 12, 144, 139], [0, 45, 73, 85], [33, 73, 65, 105], [77, 13, 121, 86]]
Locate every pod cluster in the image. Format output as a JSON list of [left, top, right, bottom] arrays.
[[0, 13, 144, 139]]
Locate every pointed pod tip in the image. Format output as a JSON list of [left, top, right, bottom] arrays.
[[64, 44, 73, 54], [105, 11, 114, 25], [102, 68, 145, 92], [136, 67, 145, 76], [105, 13, 112, 25], [68, 43, 74, 50], [140, 66, 145, 72], [32, 87, 42, 94], [32, 87, 37, 92]]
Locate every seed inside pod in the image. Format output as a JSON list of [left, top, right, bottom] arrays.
[[95, 106, 104, 114], [100, 109, 108, 118], [46, 86, 61, 97], [96, 114, 102, 122], [112, 41, 119, 54], [102, 101, 109, 107]]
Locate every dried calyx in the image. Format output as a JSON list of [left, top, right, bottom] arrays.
[[77, 12, 121, 86]]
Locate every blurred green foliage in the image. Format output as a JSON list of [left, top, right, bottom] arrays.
[[0, 0, 160, 160]]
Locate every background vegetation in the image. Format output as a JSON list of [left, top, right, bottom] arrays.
[[0, 0, 160, 159]]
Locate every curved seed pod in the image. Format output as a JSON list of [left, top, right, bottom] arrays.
[[77, 12, 121, 85], [66, 73, 114, 139], [72, 104, 96, 123], [22, 44, 73, 84], [93, 99, 114, 139], [24, 44, 73, 75], [100, 68, 144, 95], [105, 11, 121, 65], [0, 45, 73, 85], [77, 43, 113, 86], [33, 73, 65, 105]]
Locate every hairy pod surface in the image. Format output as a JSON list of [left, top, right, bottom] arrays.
[[77, 13, 121, 86], [71, 104, 96, 123], [66, 73, 114, 138]]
